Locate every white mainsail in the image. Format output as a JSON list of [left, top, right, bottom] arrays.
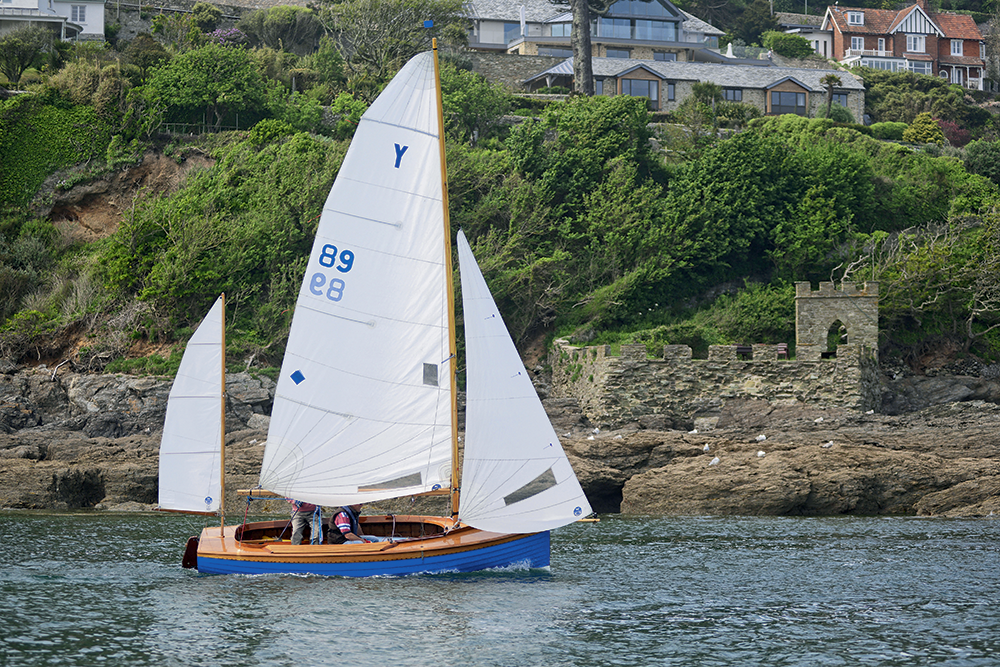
[[259, 52, 453, 506], [158, 295, 224, 513], [456, 231, 592, 533]]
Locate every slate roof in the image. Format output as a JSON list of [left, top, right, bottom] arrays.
[[776, 12, 824, 28], [464, 0, 725, 36], [526, 57, 865, 93]]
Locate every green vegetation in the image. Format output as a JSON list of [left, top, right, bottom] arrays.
[[2, 0, 1000, 374]]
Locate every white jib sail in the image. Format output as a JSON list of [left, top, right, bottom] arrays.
[[158, 295, 224, 513], [259, 51, 453, 506], [456, 231, 592, 533]]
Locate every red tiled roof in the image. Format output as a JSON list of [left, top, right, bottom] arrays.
[[903, 53, 935, 61], [934, 13, 983, 40], [938, 55, 985, 66], [827, 5, 914, 34]]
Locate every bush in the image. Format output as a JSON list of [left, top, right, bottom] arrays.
[[870, 121, 907, 141], [964, 139, 1000, 185], [937, 118, 970, 147], [761, 31, 815, 59], [902, 112, 945, 145], [814, 103, 856, 124]]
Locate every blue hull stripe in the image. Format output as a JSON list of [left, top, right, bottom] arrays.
[[197, 531, 551, 577]]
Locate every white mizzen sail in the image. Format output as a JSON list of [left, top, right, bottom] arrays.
[[456, 231, 592, 533], [158, 295, 224, 513], [259, 52, 453, 506]]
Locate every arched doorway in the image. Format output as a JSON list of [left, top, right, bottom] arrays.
[[823, 319, 847, 358]]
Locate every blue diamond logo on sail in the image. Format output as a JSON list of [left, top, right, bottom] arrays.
[[291, 370, 305, 385]]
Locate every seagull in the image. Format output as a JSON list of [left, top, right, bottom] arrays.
[[821, 441, 834, 448], [756, 434, 767, 442], [757, 450, 766, 457], [709, 456, 720, 466], [592, 427, 600, 434], [689, 429, 699, 434], [703, 444, 710, 452], [814, 417, 824, 423]]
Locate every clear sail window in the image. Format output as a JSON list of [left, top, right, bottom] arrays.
[[503, 467, 558, 505], [423, 363, 438, 386]]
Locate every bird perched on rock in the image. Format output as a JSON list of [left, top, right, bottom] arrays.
[[821, 441, 834, 448], [709, 456, 720, 466], [755, 434, 766, 442], [757, 450, 766, 458], [703, 444, 710, 452]]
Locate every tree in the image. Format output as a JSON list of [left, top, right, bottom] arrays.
[[144, 42, 266, 129], [440, 63, 511, 145], [313, 0, 467, 88], [239, 6, 323, 56], [731, 0, 779, 46], [762, 31, 814, 58], [820, 73, 841, 120], [191, 1, 223, 32], [549, 0, 614, 95], [0, 26, 52, 86]]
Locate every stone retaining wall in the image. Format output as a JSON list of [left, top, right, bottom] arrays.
[[550, 340, 881, 429]]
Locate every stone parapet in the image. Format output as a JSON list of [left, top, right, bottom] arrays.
[[549, 339, 878, 429]]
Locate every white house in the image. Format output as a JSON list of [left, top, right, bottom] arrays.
[[1, 0, 104, 41]]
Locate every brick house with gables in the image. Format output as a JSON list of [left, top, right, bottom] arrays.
[[822, 0, 984, 89]]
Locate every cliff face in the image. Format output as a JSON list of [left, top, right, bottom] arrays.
[[1, 367, 999, 517]]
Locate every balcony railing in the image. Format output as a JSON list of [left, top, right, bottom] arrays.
[[845, 48, 894, 58]]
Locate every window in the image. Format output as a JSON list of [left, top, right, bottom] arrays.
[[537, 46, 574, 57], [654, 51, 676, 61], [595, 79, 604, 95], [906, 34, 925, 53], [832, 93, 848, 107], [860, 58, 903, 71], [621, 78, 659, 110], [593, 16, 676, 41], [503, 23, 521, 43], [847, 11, 864, 25], [909, 60, 931, 75], [635, 19, 675, 41], [951, 39, 963, 56], [667, 82, 675, 100], [550, 23, 572, 37], [770, 91, 806, 115], [597, 17, 632, 39], [723, 88, 742, 102], [982, 43, 987, 59], [851, 36, 864, 51], [877, 38, 885, 52], [71, 4, 85, 21], [607, 48, 631, 58]]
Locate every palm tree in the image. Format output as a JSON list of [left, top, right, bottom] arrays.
[[820, 73, 842, 119]]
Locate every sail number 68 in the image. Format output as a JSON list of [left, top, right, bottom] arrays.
[[310, 244, 355, 302]]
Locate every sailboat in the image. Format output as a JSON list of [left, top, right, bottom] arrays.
[[158, 42, 591, 576]]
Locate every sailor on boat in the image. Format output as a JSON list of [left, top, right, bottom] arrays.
[[329, 504, 387, 544], [287, 498, 322, 545]]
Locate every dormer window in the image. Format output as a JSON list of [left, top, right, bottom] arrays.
[[847, 12, 864, 25]]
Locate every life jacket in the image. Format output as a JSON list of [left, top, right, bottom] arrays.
[[328, 506, 360, 544]]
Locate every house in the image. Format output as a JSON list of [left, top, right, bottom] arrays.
[[822, 0, 984, 89], [776, 12, 832, 59], [524, 57, 866, 120], [0, 0, 104, 41], [465, 0, 724, 63]]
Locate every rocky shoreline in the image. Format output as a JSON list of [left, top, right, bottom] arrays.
[[1, 366, 999, 517]]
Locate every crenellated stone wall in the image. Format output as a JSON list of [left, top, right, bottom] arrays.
[[550, 341, 881, 429], [550, 281, 882, 429]]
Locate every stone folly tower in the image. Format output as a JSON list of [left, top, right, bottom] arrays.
[[794, 281, 878, 362]]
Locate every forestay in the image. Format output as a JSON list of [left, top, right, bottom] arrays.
[[456, 231, 592, 533], [259, 52, 453, 506], [158, 296, 224, 513]]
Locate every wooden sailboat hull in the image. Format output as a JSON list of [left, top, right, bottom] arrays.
[[190, 515, 550, 577]]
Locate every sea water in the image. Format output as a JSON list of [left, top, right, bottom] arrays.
[[2, 512, 998, 666]]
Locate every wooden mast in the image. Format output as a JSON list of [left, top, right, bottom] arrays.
[[219, 293, 227, 536], [432, 38, 460, 520]]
